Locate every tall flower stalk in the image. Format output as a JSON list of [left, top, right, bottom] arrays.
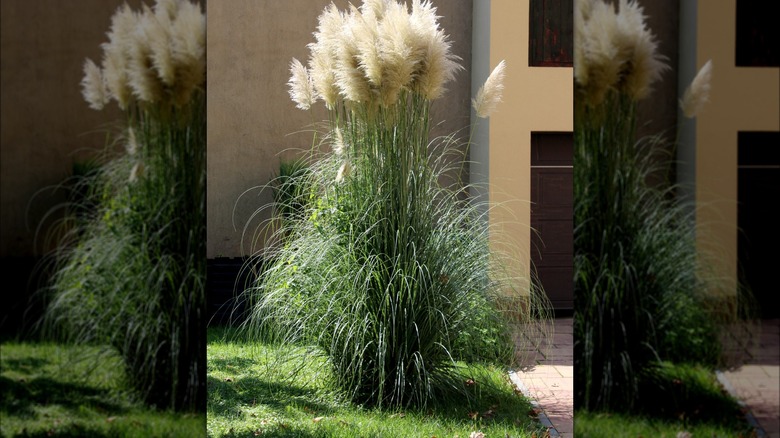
[[44, 0, 206, 412], [245, 0, 548, 409]]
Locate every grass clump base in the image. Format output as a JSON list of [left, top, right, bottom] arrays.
[[207, 327, 547, 438]]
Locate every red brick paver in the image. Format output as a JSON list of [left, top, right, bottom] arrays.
[[512, 317, 573, 437], [720, 319, 780, 438]]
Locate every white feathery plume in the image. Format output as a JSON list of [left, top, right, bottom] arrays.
[[574, 0, 621, 107], [169, 0, 206, 105], [473, 60, 506, 118], [614, 0, 668, 100], [100, 3, 139, 109], [336, 160, 351, 183], [82, 59, 108, 110], [360, 0, 389, 21], [308, 4, 344, 109], [154, 0, 181, 22], [334, 8, 372, 104], [377, 1, 418, 105], [101, 46, 132, 109], [680, 59, 713, 118], [126, 19, 164, 104], [409, 0, 462, 100], [332, 126, 346, 155], [354, 5, 383, 90], [142, 6, 175, 87], [126, 127, 139, 156], [288, 58, 316, 110]]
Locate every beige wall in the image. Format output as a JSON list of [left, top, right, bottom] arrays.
[[487, 0, 573, 289], [207, 0, 474, 258], [0, 0, 140, 257], [694, 0, 779, 295]]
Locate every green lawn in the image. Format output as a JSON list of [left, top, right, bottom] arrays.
[[207, 327, 547, 437], [574, 410, 754, 438], [574, 362, 756, 438], [0, 341, 205, 437]]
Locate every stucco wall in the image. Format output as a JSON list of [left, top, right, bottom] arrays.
[[206, 0, 474, 258], [0, 0, 141, 258], [487, 0, 573, 289], [694, 0, 780, 295]]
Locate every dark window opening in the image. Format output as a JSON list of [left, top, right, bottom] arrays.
[[736, 0, 780, 67], [529, 0, 573, 67]]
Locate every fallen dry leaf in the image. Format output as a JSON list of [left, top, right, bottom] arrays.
[[313, 416, 325, 423], [468, 411, 479, 420]]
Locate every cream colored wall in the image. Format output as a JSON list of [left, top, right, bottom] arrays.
[[488, 0, 573, 290], [207, 0, 474, 259], [695, 0, 780, 295], [1, 0, 141, 257]]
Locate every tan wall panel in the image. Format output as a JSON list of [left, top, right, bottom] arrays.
[[696, 0, 780, 295], [488, 0, 573, 290]]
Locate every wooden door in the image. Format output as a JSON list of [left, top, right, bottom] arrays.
[[531, 132, 573, 312], [738, 131, 779, 318]]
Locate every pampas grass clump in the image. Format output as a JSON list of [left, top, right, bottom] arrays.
[[574, 0, 752, 413], [244, 0, 549, 409], [44, 0, 206, 412]]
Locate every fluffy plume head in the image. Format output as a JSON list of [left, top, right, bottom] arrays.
[[308, 4, 344, 109], [680, 59, 713, 118], [613, 0, 668, 100], [82, 59, 109, 110], [142, 5, 175, 86], [303, 0, 461, 110], [336, 160, 352, 183], [575, 0, 668, 106], [288, 58, 317, 110], [84, 0, 205, 111], [168, 0, 206, 105], [334, 9, 373, 104], [126, 126, 139, 155], [473, 60, 506, 118], [332, 126, 346, 155], [409, 0, 462, 100]]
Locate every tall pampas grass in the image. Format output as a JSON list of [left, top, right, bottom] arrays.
[[44, 0, 206, 412], [242, 0, 548, 409], [574, 0, 754, 413]]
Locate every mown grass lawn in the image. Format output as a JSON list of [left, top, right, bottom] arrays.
[[574, 362, 756, 438], [0, 341, 205, 437], [207, 327, 548, 438], [574, 410, 755, 438]]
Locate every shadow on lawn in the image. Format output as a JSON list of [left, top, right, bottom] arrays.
[[207, 370, 541, 435], [1, 374, 128, 418], [207, 374, 334, 419]]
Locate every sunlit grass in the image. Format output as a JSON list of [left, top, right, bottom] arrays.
[[574, 362, 755, 438], [0, 341, 205, 437], [207, 327, 547, 437]]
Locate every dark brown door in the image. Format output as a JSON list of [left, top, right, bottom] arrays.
[[738, 131, 779, 318], [531, 132, 573, 311]]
